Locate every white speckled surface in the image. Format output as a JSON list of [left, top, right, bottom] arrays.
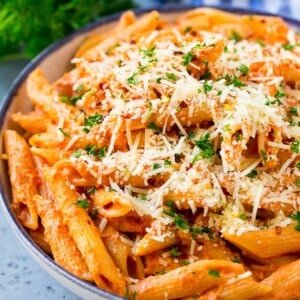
[[0, 59, 82, 300]]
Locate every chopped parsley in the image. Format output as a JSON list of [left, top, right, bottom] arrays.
[[74, 199, 89, 209], [152, 163, 161, 170], [208, 269, 221, 278], [295, 161, 300, 169], [225, 74, 244, 87], [239, 213, 247, 220], [200, 69, 212, 80], [174, 214, 189, 230], [231, 76, 245, 87], [194, 133, 215, 160], [85, 145, 106, 157], [164, 200, 175, 217], [84, 112, 103, 128], [164, 160, 172, 166], [203, 80, 213, 94], [291, 140, 300, 153], [145, 101, 153, 119], [274, 90, 286, 105], [127, 72, 138, 85], [188, 130, 195, 140], [295, 179, 300, 189], [73, 149, 81, 158], [238, 64, 249, 76], [290, 211, 300, 231], [282, 43, 294, 51], [58, 127, 70, 138], [224, 124, 231, 132], [140, 45, 156, 62], [182, 51, 195, 66], [234, 132, 243, 141], [184, 26, 192, 34], [246, 169, 258, 178], [256, 39, 265, 47], [60, 94, 83, 105], [289, 107, 298, 116], [147, 121, 161, 134], [181, 261, 190, 266], [140, 194, 147, 201], [230, 30, 241, 42], [170, 246, 180, 257], [166, 72, 177, 81]]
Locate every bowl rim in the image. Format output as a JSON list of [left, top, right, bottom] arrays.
[[1, 4, 300, 300]]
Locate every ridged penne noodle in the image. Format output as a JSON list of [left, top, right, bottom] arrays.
[[34, 194, 93, 281], [90, 188, 132, 218], [102, 225, 144, 279], [42, 167, 126, 295], [30, 147, 67, 165], [3, 130, 38, 230], [223, 225, 300, 259], [133, 230, 179, 256], [11, 112, 51, 134], [129, 260, 245, 300], [197, 277, 272, 300], [257, 259, 300, 299]]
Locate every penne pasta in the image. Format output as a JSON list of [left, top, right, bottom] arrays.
[[42, 166, 126, 296], [129, 260, 245, 300], [222, 224, 300, 259], [3, 130, 39, 230]]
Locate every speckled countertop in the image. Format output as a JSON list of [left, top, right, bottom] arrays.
[[1, 1, 300, 299]]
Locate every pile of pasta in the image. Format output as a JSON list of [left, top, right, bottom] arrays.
[[4, 8, 300, 299]]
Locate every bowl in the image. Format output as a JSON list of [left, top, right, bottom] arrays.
[[1, 5, 300, 300]]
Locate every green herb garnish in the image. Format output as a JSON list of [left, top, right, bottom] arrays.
[[246, 170, 258, 178], [73, 149, 81, 158], [166, 72, 177, 81], [290, 211, 300, 231], [127, 72, 138, 85], [208, 269, 221, 278], [147, 121, 161, 133], [238, 64, 249, 76], [182, 51, 195, 66], [85, 145, 106, 157], [282, 43, 294, 50], [0, 0, 134, 60], [230, 30, 241, 42], [84, 112, 103, 128], [291, 140, 300, 153], [194, 133, 215, 160], [170, 246, 180, 257], [58, 127, 70, 137], [75, 199, 89, 209], [203, 80, 213, 94]]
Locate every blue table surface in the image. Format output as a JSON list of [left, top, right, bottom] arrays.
[[0, 1, 299, 299]]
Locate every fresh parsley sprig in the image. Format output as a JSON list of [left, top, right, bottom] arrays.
[[0, 0, 135, 60]]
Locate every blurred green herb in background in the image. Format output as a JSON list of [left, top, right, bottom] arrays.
[[0, 0, 135, 60]]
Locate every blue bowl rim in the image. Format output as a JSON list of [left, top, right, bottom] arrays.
[[1, 3, 300, 300]]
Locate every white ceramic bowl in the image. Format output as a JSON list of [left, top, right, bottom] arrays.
[[1, 5, 300, 300]]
